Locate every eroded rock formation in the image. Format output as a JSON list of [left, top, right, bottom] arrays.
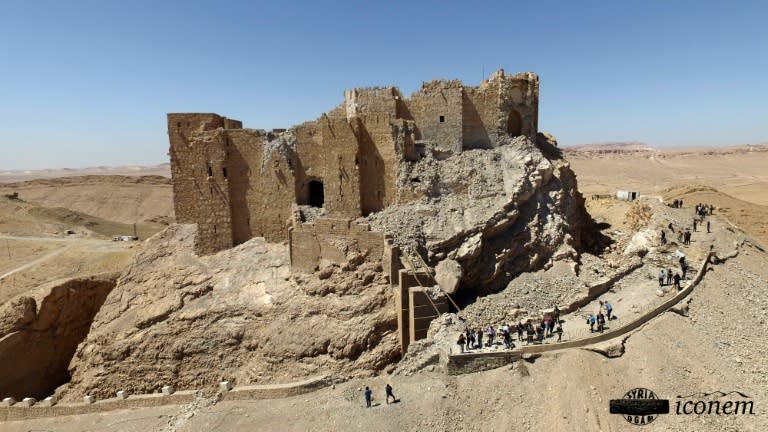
[[0, 274, 117, 399], [62, 225, 398, 400]]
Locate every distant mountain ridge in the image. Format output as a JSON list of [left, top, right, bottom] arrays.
[[564, 141, 653, 152], [0, 164, 171, 183]]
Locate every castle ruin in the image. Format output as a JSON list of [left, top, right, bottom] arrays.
[[167, 69, 539, 258]]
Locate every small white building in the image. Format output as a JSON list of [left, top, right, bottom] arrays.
[[616, 190, 640, 201]]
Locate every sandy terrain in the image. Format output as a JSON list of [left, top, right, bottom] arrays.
[[0, 175, 174, 225], [2, 144, 768, 431]]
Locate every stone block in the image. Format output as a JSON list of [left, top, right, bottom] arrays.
[[19, 397, 36, 407], [40, 396, 57, 407], [162, 385, 175, 396], [83, 395, 95, 404], [219, 381, 232, 392], [116, 390, 128, 400], [1, 397, 15, 407]]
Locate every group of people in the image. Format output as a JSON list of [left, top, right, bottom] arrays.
[[586, 300, 613, 333], [456, 307, 564, 353], [363, 384, 397, 408], [658, 267, 683, 290]]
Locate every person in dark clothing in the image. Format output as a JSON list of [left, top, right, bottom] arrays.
[[597, 312, 606, 333], [707, 220, 711, 233], [673, 273, 681, 290], [364, 386, 373, 408], [693, 219, 697, 232], [385, 384, 396, 404]]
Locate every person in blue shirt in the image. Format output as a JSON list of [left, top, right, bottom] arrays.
[[364, 386, 373, 408]]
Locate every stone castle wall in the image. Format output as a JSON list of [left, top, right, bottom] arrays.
[[288, 218, 388, 273], [167, 70, 539, 257]]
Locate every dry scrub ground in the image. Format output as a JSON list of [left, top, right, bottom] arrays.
[[3, 148, 768, 431]]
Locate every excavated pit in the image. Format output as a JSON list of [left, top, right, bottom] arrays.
[[0, 273, 117, 399]]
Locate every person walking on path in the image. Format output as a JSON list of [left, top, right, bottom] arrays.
[[364, 386, 373, 408], [605, 301, 613, 320], [693, 219, 697, 232], [587, 314, 596, 332], [666, 268, 673, 285], [597, 312, 606, 333], [707, 220, 711, 233], [673, 273, 681, 290], [658, 270, 665, 287], [385, 384, 396, 404]]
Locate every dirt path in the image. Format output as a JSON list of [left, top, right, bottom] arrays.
[[0, 243, 75, 281]]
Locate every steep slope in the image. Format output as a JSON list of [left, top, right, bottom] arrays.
[[62, 224, 399, 400]]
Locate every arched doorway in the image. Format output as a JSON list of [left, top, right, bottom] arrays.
[[308, 180, 324, 208], [507, 110, 522, 136]]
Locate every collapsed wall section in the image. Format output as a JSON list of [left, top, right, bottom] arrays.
[[289, 218, 387, 273]]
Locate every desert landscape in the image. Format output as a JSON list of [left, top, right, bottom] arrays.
[[1, 133, 767, 431]]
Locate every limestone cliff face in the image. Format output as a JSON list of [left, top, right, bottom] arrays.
[[63, 225, 398, 400], [0, 274, 117, 399], [365, 134, 591, 297]]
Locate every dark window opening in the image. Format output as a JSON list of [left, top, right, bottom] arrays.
[[507, 110, 522, 136], [222, 167, 227, 178], [439, 115, 445, 123], [213, 225, 217, 233], [207, 162, 213, 177], [308, 180, 324, 208], [176, 122, 182, 128]]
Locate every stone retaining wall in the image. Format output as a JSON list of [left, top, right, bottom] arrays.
[[0, 375, 332, 422], [446, 251, 715, 374]]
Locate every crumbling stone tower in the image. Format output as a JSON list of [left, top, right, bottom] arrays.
[[167, 69, 539, 255]]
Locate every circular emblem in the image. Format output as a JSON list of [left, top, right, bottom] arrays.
[[621, 387, 660, 426]]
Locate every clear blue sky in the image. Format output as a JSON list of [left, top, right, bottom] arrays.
[[1, 0, 766, 170]]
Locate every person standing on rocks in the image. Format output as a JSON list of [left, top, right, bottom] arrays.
[[597, 312, 606, 333], [553, 305, 561, 324], [666, 268, 673, 285], [693, 219, 697, 232], [476, 328, 483, 349], [658, 270, 665, 287], [673, 273, 681, 290], [587, 314, 596, 332], [364, 386, 373, 408], [385, 384, 396, 404], [457, 333, 466, 354], [516, 322, 524, 343], [467, 329, 475, 350]]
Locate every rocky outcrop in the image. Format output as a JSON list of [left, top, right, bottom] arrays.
[[0, 274, 118, 399], [62, 224, 399, 401], [365, 135, 591, 297]]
